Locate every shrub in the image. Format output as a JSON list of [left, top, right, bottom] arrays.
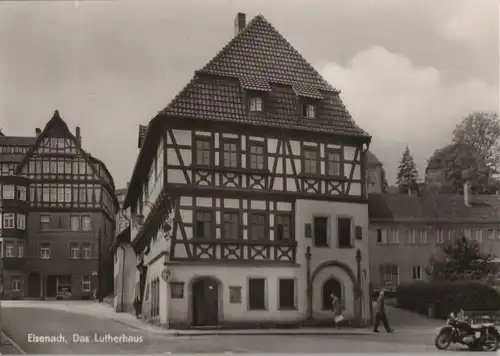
[[396, 281, 500, 319]]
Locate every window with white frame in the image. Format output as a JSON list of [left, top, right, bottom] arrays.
[[17, 244, 24, 257], [11, 278, 20, 292], [2, 185, 15, 199], [70, 242, 80, 259], [303, 103, 316, 118], [389, 228, 400, 244], [377, 228, 388, 244], [3, 213, 15, 229], [379, 264, 399, 287], [472, 228, 482, 243], [488, 229, 495, 240], [413, 265, 423, 280], [448, 229, 456, 241], [408, 228, 416, 244], [82, 243, 91, 259], [82, 216, 92, 231], [5, 244, 15, 258], [82, 276, 91, 292], [436, 228, 445, 244], [419, 228, 428, 244], [16, 214, 26, 230], [496, 229, 500, 239], [249, 97, 263, 112], [463, 228, 472, 240], [16, 186, 26, 201], [40, 243, 51, 259]]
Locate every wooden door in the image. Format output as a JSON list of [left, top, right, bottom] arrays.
[[192, 278, 219, 326]]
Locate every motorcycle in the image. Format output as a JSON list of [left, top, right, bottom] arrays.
[[435, 313, 499, 351]]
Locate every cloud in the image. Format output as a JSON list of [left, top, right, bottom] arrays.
[[320, 47, 499, 184], [439, 0, 499, 49]]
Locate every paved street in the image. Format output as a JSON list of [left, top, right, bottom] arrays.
[[1, 301, 443, 354]]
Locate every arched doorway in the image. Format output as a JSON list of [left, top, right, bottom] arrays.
[[322, 277, 342, 310], [192, 277, 220, 326], [27, 272, 41, 298]]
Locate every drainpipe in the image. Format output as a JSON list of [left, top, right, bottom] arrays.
[[116, 245, 126, 312], [305, 246, 312, 322]]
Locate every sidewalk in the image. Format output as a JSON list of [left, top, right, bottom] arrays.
[[1, 332, 24, 355], [1, 300, 440, 337]]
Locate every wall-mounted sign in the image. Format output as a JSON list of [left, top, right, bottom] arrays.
[[170, 282, 184, 299], [304, 223, 312, 238], [161, 268, 171, 282], [355, 226, 363, 240]]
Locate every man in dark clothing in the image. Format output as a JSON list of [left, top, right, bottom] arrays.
[[373, 290, 393, 333], [133, 297, 141, 318]]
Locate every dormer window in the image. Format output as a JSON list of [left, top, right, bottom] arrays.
[[249, 97, 263, 112], [303, 103, 316, 118]]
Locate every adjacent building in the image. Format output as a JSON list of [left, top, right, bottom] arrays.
[[368, 188, 500, 292], [117, 12, 373, 327], [0, 111, 118, 300]]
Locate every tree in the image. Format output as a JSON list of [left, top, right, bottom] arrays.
[[452, 112, 500, 171], [396, 146, 419, 195], [426, 235, 496, 281]]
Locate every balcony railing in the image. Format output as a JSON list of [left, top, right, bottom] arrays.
[[187, 239, 297, 263]]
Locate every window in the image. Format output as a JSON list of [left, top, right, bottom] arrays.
[[17, 186, 27, 201], [64, 187, 72, 203], [377, 229, 388, 244], [303, 147, 318, 174], [338, 217, 352, 248], [326, 150, 341, 176], [275, 215, 292, 241], [12, 279, 20, 292], [248, 278, 266, 310], [40, 243, 51, 259], [2, 185, 15, 199], [16, 214, 26, 230], [303, 103, 316, 118], [249, 97, 263, 112], [40, 215, 51, 231], [313, 217, 328, 247], [248, 142, 265, 170], [70, 216, 80, 231], [5, 244, 15, 257], [222, 212, 239, 240], [82, 243, 91, 259], [436, 229, 445, 244], [472, 228, 482, 243], [82, 216, 92, 231], [82, 276, 91, 292], [69, 242, 80, 259], [50, 161, 57, 174], [380, 264, 399, 287], [17, 244, 24, 257], [195, 139, 212, 166], [419, 228, 428, 244], [222, 141, 238, 168], [413, 266, 423, 280], [488, 229, 495, 240], [3, 213, 15, 229], [249, 212, 267, 240], [278, 279, 296, 310], [195, 211, 213, 239], [408, 229, 416, 244]]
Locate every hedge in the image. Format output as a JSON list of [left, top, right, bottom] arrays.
[[395, 281, 500, 319]]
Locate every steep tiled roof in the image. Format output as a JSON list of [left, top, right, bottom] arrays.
[[366, 151, 382, 166], [161, 14, 369, 138], [138, 125, 147, 148], [369, 193, 500, 222]]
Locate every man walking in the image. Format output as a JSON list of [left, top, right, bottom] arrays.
[[373, 290, 393, 333], [331, 293, 342, 329]]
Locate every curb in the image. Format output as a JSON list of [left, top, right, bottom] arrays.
[[2, 332, 26, 354], [168, 331, 375, 337]]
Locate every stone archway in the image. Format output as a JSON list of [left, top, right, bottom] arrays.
[[322, 277, 343, 310], [311, 260, 359, 296]]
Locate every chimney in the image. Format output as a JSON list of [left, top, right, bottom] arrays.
[[464, 181, 471, 207], [234, 12, 246, 36], [35, 128, 41, 137], [75, 126, 81, 146]]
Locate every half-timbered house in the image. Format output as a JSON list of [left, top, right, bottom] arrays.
[[0, 110, 118, 299], [121, 12, 372, 327]]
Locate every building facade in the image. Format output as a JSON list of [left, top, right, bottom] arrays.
[[0, 111, 118, 300], [366, 151, 385, 194], [368, 190, 500, 291], [119, 12, 373, 328]]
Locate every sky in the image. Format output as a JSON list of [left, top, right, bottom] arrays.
[[0, 0, 498, 188]]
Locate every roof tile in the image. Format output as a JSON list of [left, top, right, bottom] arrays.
[[239, 76, 272, 91]]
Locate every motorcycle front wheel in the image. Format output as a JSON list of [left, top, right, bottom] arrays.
[[482, 334, 499, 352], [434, 330, 452, 350]]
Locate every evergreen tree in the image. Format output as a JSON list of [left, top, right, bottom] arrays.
[[396, 146, 419, 195]]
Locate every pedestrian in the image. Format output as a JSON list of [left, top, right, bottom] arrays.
[[373, 289, 393, 333], [331, 293, 342, 329], [133, 296, 141, 317]]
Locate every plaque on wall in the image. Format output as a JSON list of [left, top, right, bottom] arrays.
[[229, 286, 242, 304], [170, 282, 184, 299], [304, 223, 312, 238]]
